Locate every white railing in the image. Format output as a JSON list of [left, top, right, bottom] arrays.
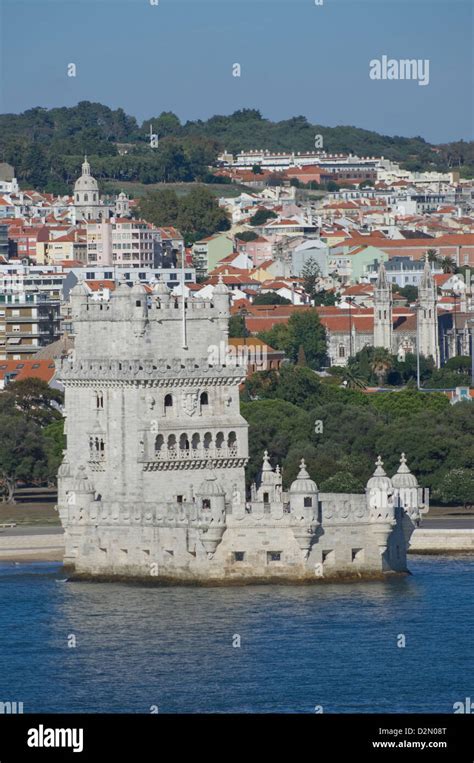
[[154, 446, 238, 461]]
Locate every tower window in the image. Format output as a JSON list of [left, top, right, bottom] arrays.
[[95, 391, 104, 409], [263, 492, 269, 503], [304, 497, 312, 507], [84, 194, 88, 202], [234, 552, 245, 562], [267, 551, 281, 563], [200, 391, 209, 408], [202, 498, 211, 509], [164, 394, 173, 410]]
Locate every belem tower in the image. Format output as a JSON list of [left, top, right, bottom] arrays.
[[57, 277, 429, 582]]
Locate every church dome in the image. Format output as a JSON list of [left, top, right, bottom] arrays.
[[366, 456, 393, 492], [74, 156, 99, 193], [290, 459, 318, 494], [391, 453, 418, 489]]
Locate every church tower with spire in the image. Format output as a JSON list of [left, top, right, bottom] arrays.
[[418, 255, 440, 367], [373, 260, 392, 351]]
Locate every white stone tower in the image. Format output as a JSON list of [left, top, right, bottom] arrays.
[[373, 261, 392, 351], [418, 255, 440, 367], [56, 280, 428, 582], [74, 156, 104, 222]]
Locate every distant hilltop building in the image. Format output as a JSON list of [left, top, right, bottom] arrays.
[[57, 277, 428, 583]]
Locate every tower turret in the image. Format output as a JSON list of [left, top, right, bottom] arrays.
[[289, 458, 320, 556]]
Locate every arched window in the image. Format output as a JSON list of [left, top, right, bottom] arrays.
[[84, 194, 89, 202], [155, 434, 164, 453], [227, 431, 237, 448], [167, 434, 176, 452], [96, 391, 104, 409], [179, 433, 190, 451], [200, 391, 209, 409], [164, 394, 173, 412], [339, 346, 345, 358], [215, 432, 224, 450], [93, 193, 97, 201], [191, 433, 200, 451], [203, 432, 212, 450], [76, 194, 79, 202]]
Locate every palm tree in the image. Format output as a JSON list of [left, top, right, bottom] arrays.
[[342, 368, 367, 390], [370, 348, 393, 386], [441, 256, 457, 274], [426, 248, 441, 266]]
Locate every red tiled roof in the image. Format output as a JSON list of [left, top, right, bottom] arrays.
[[0, 359, 56, 384]]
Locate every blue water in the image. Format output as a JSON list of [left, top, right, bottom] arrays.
[[0, 556, 472, 713]]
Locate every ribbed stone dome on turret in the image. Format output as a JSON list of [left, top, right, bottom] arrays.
[[391, 453, 418, 489], [70, 282, 89, 297], [366, 456, 393, 492], [73, 466, 95, 494], [290, 459, 318, 494], [213, 273, 229, 295], [197, 473, 225, 496], [153, 281, 170, 296]]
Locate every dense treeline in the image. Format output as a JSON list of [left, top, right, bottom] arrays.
[[241, 365, 474, 506], [1, 102, 473, 192], [0, 380, 64, 502]]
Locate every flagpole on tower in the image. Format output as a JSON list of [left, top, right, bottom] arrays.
[[181, 248, 187, 349]]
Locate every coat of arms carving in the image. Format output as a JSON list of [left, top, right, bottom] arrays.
[[183, 391, 198, 416]]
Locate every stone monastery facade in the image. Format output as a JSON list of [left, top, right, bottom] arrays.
[[57, 277, 429, 582]]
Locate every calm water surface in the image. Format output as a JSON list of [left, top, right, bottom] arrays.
[[0, 556, 472, 713]]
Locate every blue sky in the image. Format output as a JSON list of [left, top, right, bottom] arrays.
[[1, 0, 472, 143]]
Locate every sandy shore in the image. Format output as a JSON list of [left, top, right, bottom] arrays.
[[0, 530, 64, 562]]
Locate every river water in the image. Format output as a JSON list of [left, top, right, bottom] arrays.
[[0, 555, 472, 713]]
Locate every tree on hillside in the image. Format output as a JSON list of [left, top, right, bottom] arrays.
[[259, 310, 327, 370], [319, 471, 365, 493], [253, 292, 291, 305], [137, 188, 180, 227], [43, 419, 66, 483], [371, 347, 394, 386], [0, 412, 49, 502], [250, 209, 277, 227], [235, 231, 259, 242], [313, 290, 336, 306], [437, 469, 474, 509], [177, 186, 230, 244], [301, 257, 320, 299], [397, 285, 418, 303], [228, 314, 250, 338], [0, 378, 63, 427]]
